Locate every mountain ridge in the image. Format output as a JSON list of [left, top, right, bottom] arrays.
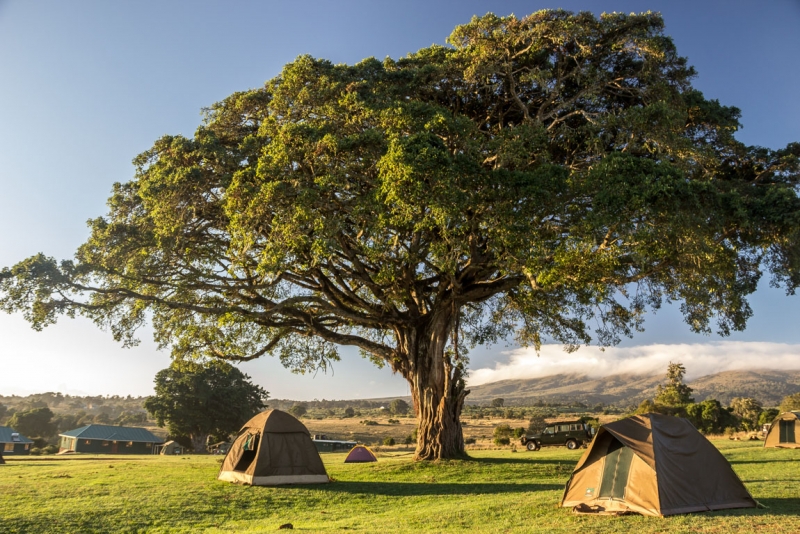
[[461, 368, 800, 407]]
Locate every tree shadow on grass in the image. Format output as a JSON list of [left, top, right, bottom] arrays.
[[315, 481, 563, 496], [729, 459, 798, 465], [466, 456, 577, 467], [700, 499, 800, 517]]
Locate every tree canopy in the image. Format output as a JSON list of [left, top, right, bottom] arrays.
[[654, 362, 694, 407], [780, 393, 800, 413], [143, 360, 268, 452], [7, 407, 56, 440], [1, 10, 799, 460]]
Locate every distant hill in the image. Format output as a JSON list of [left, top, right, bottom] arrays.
[[464, 369, 800, 408]]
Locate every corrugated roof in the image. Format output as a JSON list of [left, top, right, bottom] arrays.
[[59, 424, 163, 443], [0, 426, 34, 444]]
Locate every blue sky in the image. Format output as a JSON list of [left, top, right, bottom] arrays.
[[1, 1, 799, 400]]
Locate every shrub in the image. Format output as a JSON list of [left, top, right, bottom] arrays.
[[493, 436, 510, 446], [43, 445, 58, 455], [289, 404, 307, 418], [360, 420, 378, 426], [343, 407, 355, 418], [512, 427, 526, 439], [29, 448, 42, 456], [464, 437, 476, 445], [492, 424, 512, 441], [383, 437, 396, 446], [404, 434, 414, 445], [389, 399, 409, 415], [387, 418, 399, 424]]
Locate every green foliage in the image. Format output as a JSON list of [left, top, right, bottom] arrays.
[[404, 434, 414, 445], [685, 399, 738, 434], [343, 407, 355, 418], [527, 415, 547, 434], [7, 407, 56, 439], [2, 9, 798, 460], [758, 409, 780, 427], [492, 424, 512, 444], [655, 362, 694, 407], [729, 397, 762, 431], [143, 360, 268, 452], [512, 427, 526, 439], [491, 398, 505, 408], [382, 437, 396, 446], [780, 393, 800, 413], [389, 399, 410, 415], [0, 404, 6, 424], [289, 404, 308, 418]]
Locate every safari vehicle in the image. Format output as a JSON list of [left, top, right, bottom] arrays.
[[520, 420, 594, 451]]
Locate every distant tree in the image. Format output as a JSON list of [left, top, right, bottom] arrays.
[[343, 407, 355, 418], [383, 436, 396, 446], [289, 404, 308, 418], [53, 413, 83, 434], [144, 360, 268, 452], [685, 399, 737, 434], [389, 399, 410, 416], [779, 393, 800, 413], [0, 404, 7, 424], [527, 415, 547, 434], [729, 397, 762, 431], [634, 399, 662, 415], [491, 398, 505, 408], [758, 408, 780, 428], [93, 413, 111, 424], [114, 411, 147, 426], [655, 362, 694, 407], [7, 407, 56, 439]]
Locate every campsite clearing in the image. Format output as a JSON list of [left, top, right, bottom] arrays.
[[0, 441, 798, 533]]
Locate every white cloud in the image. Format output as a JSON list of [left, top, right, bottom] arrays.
[[467, 342, 800, 386]]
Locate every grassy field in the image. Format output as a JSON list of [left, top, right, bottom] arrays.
[[1, 440, 798, 533]]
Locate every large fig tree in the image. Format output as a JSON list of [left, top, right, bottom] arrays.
[[2, 11, 799, 460]]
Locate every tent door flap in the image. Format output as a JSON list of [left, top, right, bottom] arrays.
[[779, 420, 796, 443], [599, 438, 633, 500]]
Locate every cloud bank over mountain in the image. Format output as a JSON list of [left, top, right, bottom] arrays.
[[467, 342, 800, 386]]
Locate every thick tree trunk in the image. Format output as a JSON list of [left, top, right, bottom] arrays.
[[399, 306, 470, 461], [190, 433, 209, 453]]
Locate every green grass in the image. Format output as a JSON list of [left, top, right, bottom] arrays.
[[1, 441, 798, 533]]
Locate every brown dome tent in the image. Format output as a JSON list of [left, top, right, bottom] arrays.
[[561, 413, 756, 516], [218, 409, 329, 486], [344, 445, 377, 463], [764, 411, 800, 448]]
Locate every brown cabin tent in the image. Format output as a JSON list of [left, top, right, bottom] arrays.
[[764, 411, 800, 448], [218, 409, 329, 486], [561, 413, 756, 516], [160, 440, 185, 455]]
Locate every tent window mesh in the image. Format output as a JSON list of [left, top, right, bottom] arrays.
[[780, 420, 795, 443], [599, 437, 633, 500]]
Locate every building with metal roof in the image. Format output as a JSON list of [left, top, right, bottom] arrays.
[[0, 426, 33, 456], [59, 424, 163, 454]]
